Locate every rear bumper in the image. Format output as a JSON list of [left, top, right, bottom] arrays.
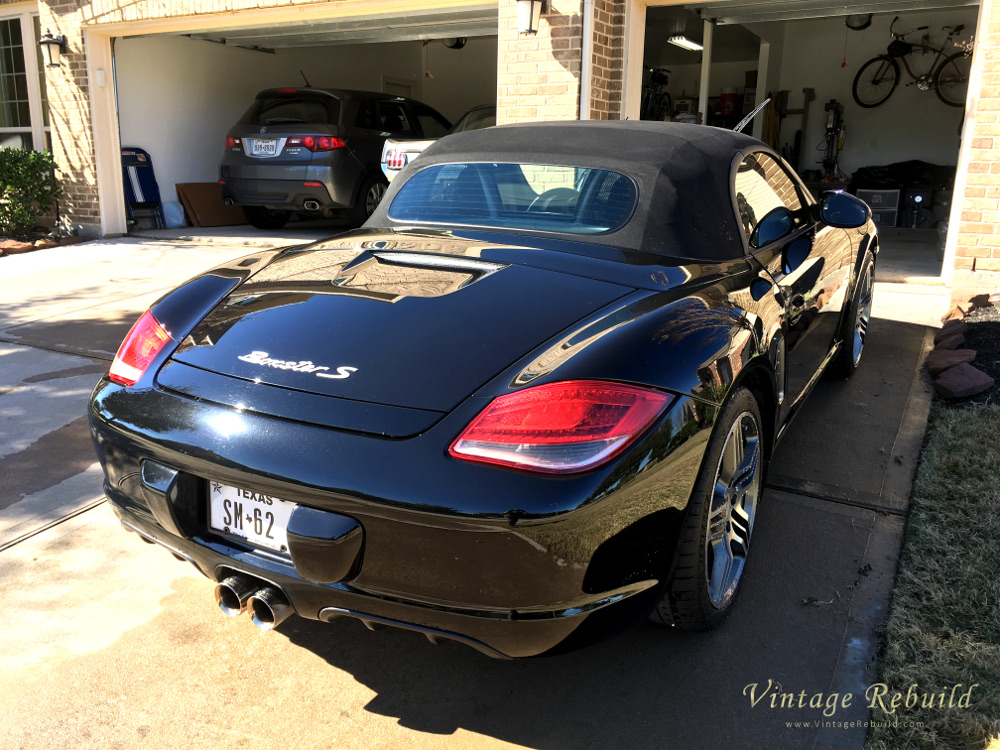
[[89, 377, 704, 657], [105, 490, 661, 659], [219, 178, 343, 211]]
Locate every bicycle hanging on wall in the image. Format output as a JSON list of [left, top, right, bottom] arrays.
[[851, 16, 972, 108]]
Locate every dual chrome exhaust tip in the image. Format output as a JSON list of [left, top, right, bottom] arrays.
[[214, 574, 293, 631]]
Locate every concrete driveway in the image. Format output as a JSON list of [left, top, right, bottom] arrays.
[[0, 232, 945, 749]]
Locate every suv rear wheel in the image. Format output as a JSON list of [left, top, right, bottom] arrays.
[[350, 174, 388, 227], [243, 206, 291, 230]]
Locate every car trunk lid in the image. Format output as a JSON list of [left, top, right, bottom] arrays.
[[168, 245, 633, 413]]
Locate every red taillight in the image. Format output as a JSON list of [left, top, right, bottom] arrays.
[[108, 311, 173, 387], [226, 136, 242, 150], [386, 152, 408, 170], [287, 136, 345, 152], [276, 88, 296, 94], [449, 381, 673, 473]]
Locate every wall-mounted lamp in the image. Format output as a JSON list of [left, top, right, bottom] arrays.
[[38, 31, 67, 67], [516, 0, 545, 34], [667, 35, 703, 52]]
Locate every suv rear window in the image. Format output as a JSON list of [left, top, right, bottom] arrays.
[[388, 163, 636, 235], [242, 95, 340, 126]]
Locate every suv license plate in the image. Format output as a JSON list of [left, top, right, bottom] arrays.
[[209, 482, 295, 554], [251, 139, 278, 156]]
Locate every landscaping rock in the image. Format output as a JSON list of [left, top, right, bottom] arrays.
[[933, 363, 995, 399], [990, 291, 1000, 310], [32, 238, 57, 249], [941, 305, 966, 324], [58, 235, 86, 246], [0, 239, 35, 254], [934, 320, 968, 343], [926, 348, 977, 375], [968, 293, 992, 312], [935, 334, 966, 350]]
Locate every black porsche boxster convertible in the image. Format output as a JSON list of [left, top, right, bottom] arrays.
[[90, 121, 876, 658]]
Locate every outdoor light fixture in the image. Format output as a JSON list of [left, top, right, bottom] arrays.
[[516, 0, 545, 34], [38, 31, 67, 67], [667, 35, 703, 51]]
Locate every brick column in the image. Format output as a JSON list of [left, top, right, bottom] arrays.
[[955, 0, 1000, 272], [497, 0, 626, 124], [40, 1, 102, 236]]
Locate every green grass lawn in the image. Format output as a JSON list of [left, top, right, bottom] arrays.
[[867, 404, 1000, 750]]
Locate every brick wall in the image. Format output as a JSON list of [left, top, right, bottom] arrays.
[[587, 0, 624, 120], [497, 0, 627, 124], [497, 0, 584, 124], [956, 3, 1000, 272], [41, 1, 101, 235]]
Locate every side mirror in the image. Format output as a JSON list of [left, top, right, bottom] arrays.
[[821, 191, 870, 229], [750, 207, 794, 249]]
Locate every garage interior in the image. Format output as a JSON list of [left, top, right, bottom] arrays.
[[112, 7, 499, 226], [641, 0, 979, 282]]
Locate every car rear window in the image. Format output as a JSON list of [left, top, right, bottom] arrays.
[[388, 163, 636, 235], [242, 96, 340, 126]]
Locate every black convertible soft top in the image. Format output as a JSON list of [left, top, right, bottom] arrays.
[[371, 120, 769, 261]]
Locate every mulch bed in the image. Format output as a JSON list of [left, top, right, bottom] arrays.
[[934, 301, 1000, 409]]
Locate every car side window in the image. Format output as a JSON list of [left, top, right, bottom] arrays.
[[734, 152, 804, 244], [378, 101, 415, 135], [412, 104, 451, 138], [355, 99, 379, 130]]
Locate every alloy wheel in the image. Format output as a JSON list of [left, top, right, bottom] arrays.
[[852, 264, 874, 366], [705, 411, 761, 608], [366, 182, 387, 216]]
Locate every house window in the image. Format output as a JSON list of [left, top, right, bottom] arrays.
[[0, 13, 51, 152]]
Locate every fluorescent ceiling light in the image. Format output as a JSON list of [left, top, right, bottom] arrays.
[[667, 35, 703, 51]]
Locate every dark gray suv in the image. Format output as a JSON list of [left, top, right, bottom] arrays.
[[219, 88, 451, 229]]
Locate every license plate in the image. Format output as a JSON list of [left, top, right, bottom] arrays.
[[251, 138, 278, 156], [209, 482, 295, 554]]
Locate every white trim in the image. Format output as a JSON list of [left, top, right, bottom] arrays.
[[579, 0, 593, 120], [23, 13, 45, 152], [698, 19, 713, 122], [86, 29, 127, 235], [623, 0, 645, 120]]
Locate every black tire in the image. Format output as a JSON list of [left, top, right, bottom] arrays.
[[934, 51, 972, 107], [852, 56, 900, 108], [650, 387, 764, 630], [350, 173, 389, 227], [829, 253, 875, 378], [242, 206, 291, 230]]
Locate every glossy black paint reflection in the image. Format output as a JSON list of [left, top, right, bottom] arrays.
[[89, 124, 878, 657]]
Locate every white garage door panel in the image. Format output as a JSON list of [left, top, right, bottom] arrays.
[[690, 0, 976, 24]]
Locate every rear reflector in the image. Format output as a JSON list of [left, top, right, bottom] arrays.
[[449, 381, 673, 473], [303, 181, 324, 188], [276, 88, 296, 94], [108, 310, 174, 387], [286, 136, 345, 152]]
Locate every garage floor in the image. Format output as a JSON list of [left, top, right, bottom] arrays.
[[0, 234, 944, 749]]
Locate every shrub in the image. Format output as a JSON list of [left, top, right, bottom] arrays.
[[0, 148, 60, 234]]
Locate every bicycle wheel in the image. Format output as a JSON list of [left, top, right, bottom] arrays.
[[852, 56, 900, 108], [935, 51, 971, 107]]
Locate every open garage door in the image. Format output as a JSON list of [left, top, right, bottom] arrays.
[[110, 5, 498, 229], [638, 0, 978, 280]]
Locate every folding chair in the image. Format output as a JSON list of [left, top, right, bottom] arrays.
[[121, 147, 165, 229]]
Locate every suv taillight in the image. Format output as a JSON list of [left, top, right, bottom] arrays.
[[449, 381, 673, 473], [386, 152, 408, 170], [108, 310, 174, 387], [226, 136, 242, 150], [286, 136, 345, 152]]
